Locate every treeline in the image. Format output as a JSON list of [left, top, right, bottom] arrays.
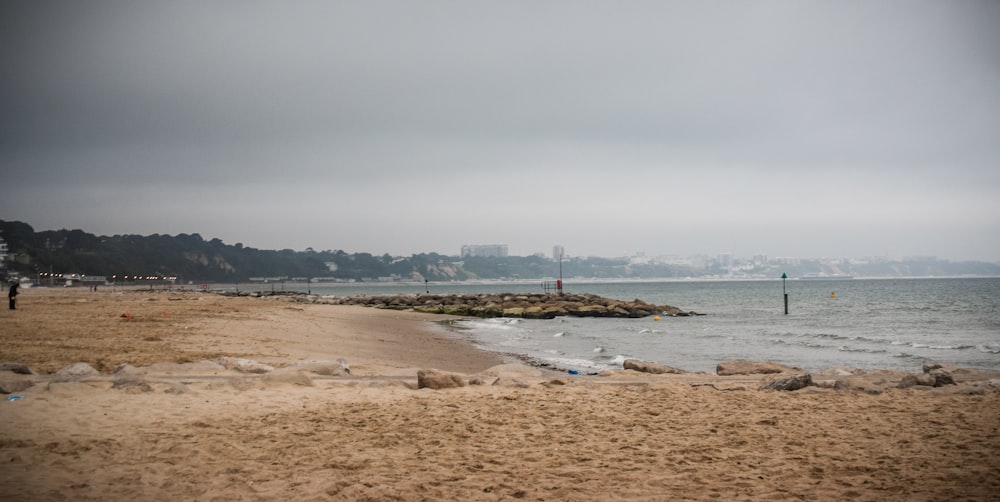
[[1, 221, 691, 283]]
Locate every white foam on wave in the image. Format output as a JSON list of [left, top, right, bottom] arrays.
[[456, 319, 520, 331], [609, 354, 629, 365], [838, 345, 887, 354], [553, 331, 568, 337], [544, 356, 604, 370]]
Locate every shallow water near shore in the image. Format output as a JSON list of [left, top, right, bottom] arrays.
[[246, 277, 1000, 373]]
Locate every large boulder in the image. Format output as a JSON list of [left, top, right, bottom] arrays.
[[0, 363, 36, 393], [0, 379, 35, 394], [502, 307, 526, 318], [417, 369, 467, 390], [52, 362, 101, 382], [623, 359, 686, 375], [898, 373, 936, 389], [543, 306, 569, 317], [929, 369, 956, 387], [0, 362, 36, 375], [573, 305, 609, 317], [922, 363, 945, 373], [716, 359, 797, 376], [759, 373, 813, 391]]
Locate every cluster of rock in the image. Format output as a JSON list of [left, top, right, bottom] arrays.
[[254, 291, 694, 319], [0, 358, 353, 394], [5, 357, 997, 395], [618, 358, 995, 394]]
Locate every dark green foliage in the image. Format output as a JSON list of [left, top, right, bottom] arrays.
[[0, 221, 571, 282]]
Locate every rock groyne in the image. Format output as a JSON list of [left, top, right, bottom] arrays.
[[238, 291, 697, 319]]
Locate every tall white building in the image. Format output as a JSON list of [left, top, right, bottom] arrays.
[[552, 245, 565, 261], [461, 244, 508, 258]]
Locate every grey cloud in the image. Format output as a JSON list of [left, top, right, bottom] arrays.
[[1, 1, 998, 260]]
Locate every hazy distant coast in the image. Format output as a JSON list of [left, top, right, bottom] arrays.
[[3, 221, 999, 287]]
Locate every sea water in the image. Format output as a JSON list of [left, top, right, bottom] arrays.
[[269, 278, 1000, 373]]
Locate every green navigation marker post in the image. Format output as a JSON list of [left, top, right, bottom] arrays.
[[781, 272, 788, 315]]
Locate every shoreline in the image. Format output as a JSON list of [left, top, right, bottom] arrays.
[[2, 288, 999, 500]]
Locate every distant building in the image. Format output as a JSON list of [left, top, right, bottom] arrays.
[[461, 244, 508, 258], [552, 245, 565, 261]]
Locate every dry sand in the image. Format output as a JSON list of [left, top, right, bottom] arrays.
[[1, 287, 999, 501]]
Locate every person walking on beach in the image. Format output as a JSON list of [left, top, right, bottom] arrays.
[[8, 280, 19, 310]]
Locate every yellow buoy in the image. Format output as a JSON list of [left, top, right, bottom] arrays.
[[653, 316, 660, 321], [831, 291, 836, 298]]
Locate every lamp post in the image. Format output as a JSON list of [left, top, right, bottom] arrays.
[[781, 272, 788, 315]]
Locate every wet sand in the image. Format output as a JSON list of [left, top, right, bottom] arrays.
[[1, 288, 998, 500]]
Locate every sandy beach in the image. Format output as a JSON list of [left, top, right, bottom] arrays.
[[2, 288, 999, 501]]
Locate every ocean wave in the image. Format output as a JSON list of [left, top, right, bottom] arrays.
[[910, 343, 975, 350], [977, 344, 1000, 354], [813, 333, 855, 341], [811, 333, 891, 345], [838, 346, 888, 354], [767, 338, 832, 350], [803, 342, 832, 349]]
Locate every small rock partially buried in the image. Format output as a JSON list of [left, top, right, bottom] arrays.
[[623, 359, 686, 375], [417, 369, 467, 390], [0, 362, 36, 375], [290, 358, 350, 376], [717, 359, 797, 376], [0, 379, 35, 394], [216, 357, 275, 374]]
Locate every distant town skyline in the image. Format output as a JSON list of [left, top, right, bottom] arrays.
[[1, 222, 993, 266]]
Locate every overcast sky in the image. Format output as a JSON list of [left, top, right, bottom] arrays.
[[2, 1, 998, 261]]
